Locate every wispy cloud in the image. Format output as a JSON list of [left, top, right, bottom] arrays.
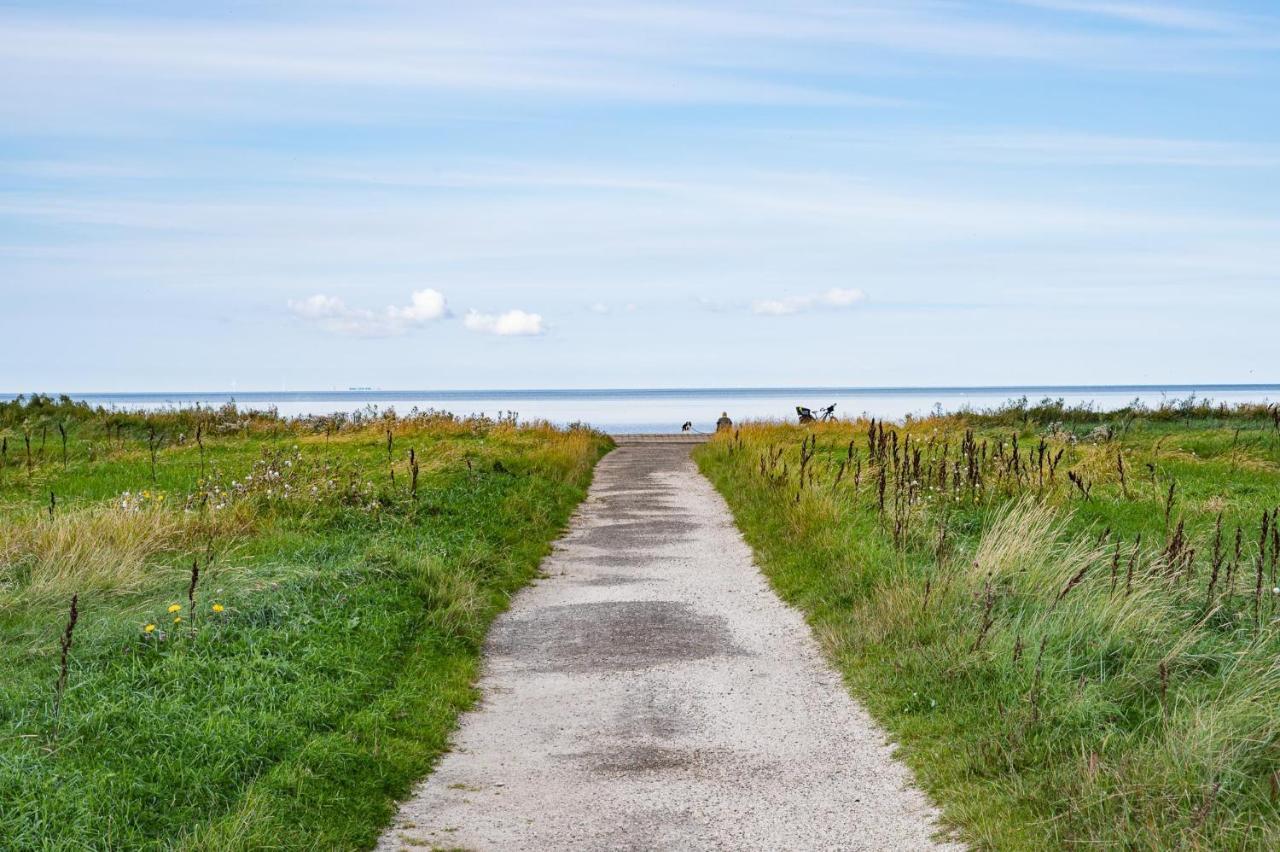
[[753, 288, 867, 316], [288, 289, 447, 337], [2, 0, 1273, 137], [762, 128, 1280, 169], [945, 131, 1280, 168], [0, 6, 905, 126], [463, 309, 546, 336], [1009, 1, 1244, 34]]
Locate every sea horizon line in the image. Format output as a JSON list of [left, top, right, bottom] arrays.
[[7, 383, 1280, 400]]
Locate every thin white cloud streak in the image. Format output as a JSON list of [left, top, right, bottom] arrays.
[[288, 288, 447, 337], [0, 10, 903, 114], [463, 309, 545, 336], [5, 171, 1280, 298], [575, 2, 1260, 67], [1, 0, 1274, 135], [939, 132, 1280, 168], [1008, 1, 1245, 33], [761, 128, 1280, 169], [753, 288, 867, 316], [6, 170, 1276, 241]]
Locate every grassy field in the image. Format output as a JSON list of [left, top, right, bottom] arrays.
[[696, 398, 1280, 850], [0, 395, 611, 850]]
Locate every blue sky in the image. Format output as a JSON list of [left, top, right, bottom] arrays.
[[1, 0, 1278, 391]]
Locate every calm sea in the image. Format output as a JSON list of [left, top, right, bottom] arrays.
[[39, 385, 1280, 434]]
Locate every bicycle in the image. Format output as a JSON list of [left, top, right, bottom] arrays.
[[796, 403, 837, 424]]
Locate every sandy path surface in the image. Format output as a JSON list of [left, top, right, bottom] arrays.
[[377, 441, 956, 851]]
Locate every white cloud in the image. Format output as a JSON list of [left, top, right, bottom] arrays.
[[587, 302, 610, 314], [288, 288, 448, 337], [821, 287, 867, 307], [388, 288, 447, 323], [463, 309, 546, 336], [752, 297, 806, 316], [289, 293, 346, 320], [752, 287, 867, 315]]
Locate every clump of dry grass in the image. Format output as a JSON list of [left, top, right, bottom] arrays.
[[0, 503, 252, 603], [510, 422, 613, 482]]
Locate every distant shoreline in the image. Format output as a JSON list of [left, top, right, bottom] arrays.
[[9, 386, 1277, 435], [9, 383, 1280, 401]]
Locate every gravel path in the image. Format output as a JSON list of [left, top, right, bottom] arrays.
[[377, 441, 957, 851]]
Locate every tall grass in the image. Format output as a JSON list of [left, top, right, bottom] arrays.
[[0, 502, 251, 603], [0, 399, 612, 849], [698, 411, 1280, 849]]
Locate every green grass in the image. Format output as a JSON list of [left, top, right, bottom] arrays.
[[0, 398, 611, 849], [697, 409, 1280, 850]]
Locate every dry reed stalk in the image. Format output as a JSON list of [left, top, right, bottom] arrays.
[[1109, 540, 1122, 593], [1116, 450, 1129, 498], [1028, 636, 1048, 725], [971, 572, 996, 652], [1271, 508, 1280, 618], [1225, 527, 1242, 598], [196, 423, 205, 482], [1068, 470, 1091, 500], [1163, 520, 1192, 577], [1052, 561, 1089, 609], [795, 434, 816, 502], [1207, 515, 1223, 610], [187, 558, 199, 633], [1256, 510, 1270, 626], [51, 593, 79, 734], [147, 425, 161, 484], [409, 448, 420, 500]]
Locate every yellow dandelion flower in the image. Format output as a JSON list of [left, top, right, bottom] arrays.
[[211, 603, 224, 613], [173, 616, 182, 624], [168, 603, 182, 613], [144, 624, 156, 634]]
